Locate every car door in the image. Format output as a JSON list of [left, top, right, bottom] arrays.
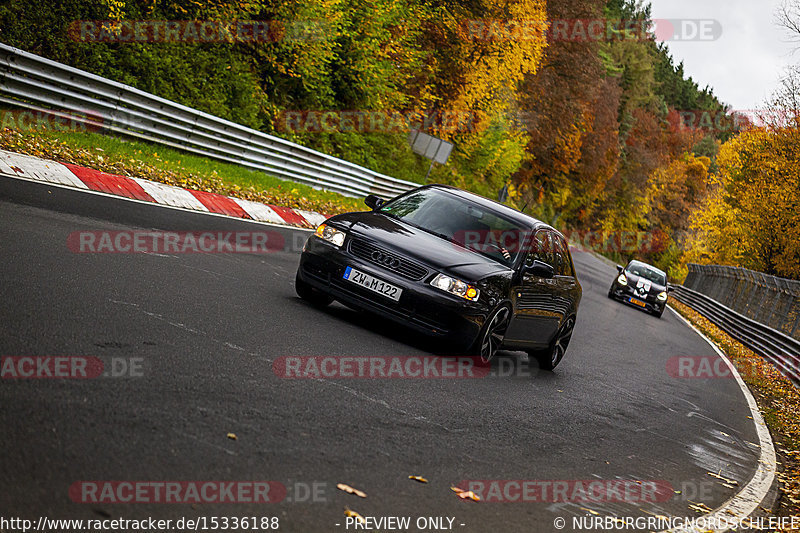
[[504, 229, 560, 348]]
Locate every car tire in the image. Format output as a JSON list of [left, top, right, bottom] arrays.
[[471, 304, 511, 364], [607, 288, 614, 299], [653, 309, 664, 319], [295, 273, 334, 307], [530, 315, 575, 371]]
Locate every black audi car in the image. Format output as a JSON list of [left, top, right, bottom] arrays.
[[607, 260, 672, 318], [295, 184, 582, 369]]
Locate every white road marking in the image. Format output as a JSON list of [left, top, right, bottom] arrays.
[[662, 306, 776, 533]]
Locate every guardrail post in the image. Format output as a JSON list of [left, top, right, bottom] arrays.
[[743, 270, 759, 321], [753, 274, 771, 323], [765, 281, 783, 330]]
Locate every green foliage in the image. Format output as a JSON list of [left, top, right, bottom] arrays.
[[653, 44, 722, 116], [444, 115, 528, 198]]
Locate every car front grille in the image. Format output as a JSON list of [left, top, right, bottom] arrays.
[[348, 238, 428, 281]]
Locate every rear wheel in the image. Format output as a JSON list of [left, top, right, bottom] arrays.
[[530, 315, 575, 371], [472, 305, 511, 364], [295, 273, 334, 307]]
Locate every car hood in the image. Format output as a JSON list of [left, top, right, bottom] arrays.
[[331, 211, 511, 281], [623, 271, 667, 297]]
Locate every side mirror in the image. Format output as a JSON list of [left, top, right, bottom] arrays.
[[526, 260, 555, 279], [616, 264, 624, 273], [364, 194, 386, 210]]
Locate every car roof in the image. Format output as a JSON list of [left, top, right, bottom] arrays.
[[421, 184, 555, 233]]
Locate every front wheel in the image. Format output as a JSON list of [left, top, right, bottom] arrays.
[[295, 273, 334, 307], [529, 315, 575, 371], [471, 305, 511, 364]]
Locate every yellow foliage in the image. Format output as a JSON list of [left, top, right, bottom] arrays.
[[645, 153, 710, 228], [431, 0, 548, 136], [683, 128, 800, 278]]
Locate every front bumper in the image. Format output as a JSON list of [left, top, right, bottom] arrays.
[[297, 236, 487, 344], [609, 282, 666, 314]]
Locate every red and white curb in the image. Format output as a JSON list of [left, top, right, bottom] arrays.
[[0, 149, 329, 229]]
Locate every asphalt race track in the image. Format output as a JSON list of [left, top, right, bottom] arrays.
[[0, 177, 763, 532]]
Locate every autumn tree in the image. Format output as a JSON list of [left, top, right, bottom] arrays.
[[511, 0, 609, 222], [683, 127, 800, 278], [645, 153, 710, 236]]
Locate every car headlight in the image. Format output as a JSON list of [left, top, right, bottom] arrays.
[[431, 273, 480, 301], [617, 274, 628, 286], [314, 223, 345, 248], [657, 291, 668, 301]]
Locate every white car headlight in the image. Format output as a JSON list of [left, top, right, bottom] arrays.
[[314, 224, 345, 248], [617, 274, 628, 286], [431, 274, 479, 301], [657, 291, 668, 301]]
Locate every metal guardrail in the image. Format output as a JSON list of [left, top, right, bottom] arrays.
[[671, 285, 800, 386], [684, 263, 800, 341], [0, 43, 419, 199]]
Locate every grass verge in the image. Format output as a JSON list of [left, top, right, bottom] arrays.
[[0, 126, 364, 215], [669, 300, 800, 528]]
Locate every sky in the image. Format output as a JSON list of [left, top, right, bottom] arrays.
[[648, 0, 798, 112]]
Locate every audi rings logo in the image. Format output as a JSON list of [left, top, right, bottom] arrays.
[[371, 250, 401, 269]]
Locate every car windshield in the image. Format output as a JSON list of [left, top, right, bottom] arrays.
[[379, 188, 529, 267], [626, 261, 666, 285]]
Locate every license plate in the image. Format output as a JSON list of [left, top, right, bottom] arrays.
[[343, 266, 402, 301], [628, 297, 646, 308]]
